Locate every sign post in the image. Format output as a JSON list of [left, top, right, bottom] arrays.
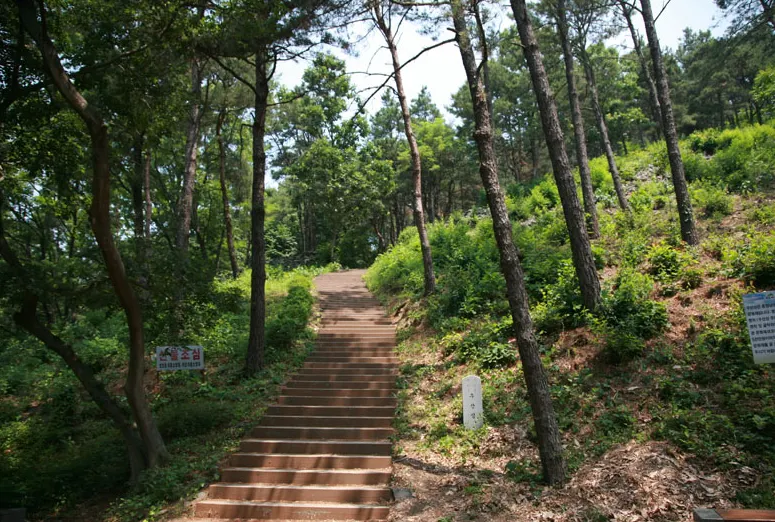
[[742, 291, 775, 364], [155, 346, 205, 371], [462, 375, 484, 430]]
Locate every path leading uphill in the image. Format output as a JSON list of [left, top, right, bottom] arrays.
[[194, 270, 398, 521]]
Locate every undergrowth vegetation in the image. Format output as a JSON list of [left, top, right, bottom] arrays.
[[367, 124, 775, 508], [0, 264, 336, 520]]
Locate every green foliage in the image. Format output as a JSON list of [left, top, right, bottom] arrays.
[[533, 261, 586, 334], [0, 265, 324, 518], [647, 242, 694, 282], [595, 268, 668, 362], [689, 128, 722, 155], [439, 319, 516, 368], [690, 180, 734, 217], [724, 232, 775, 287], [710, 125, 775, 191], [156, 401, 236, 440]]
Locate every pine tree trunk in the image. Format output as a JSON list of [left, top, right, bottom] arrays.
[[216, 111, 240, 279], [640, 0, 699, 245], [555, 0, 599, 238], [372, 0, 436, 295], [17, 0, 169, 467], [452, 0, 566, 485], [246, 48, 269, 375], [581, 52, 631, 213], [618, 0, 662, 133], [509, 0, 601, 311]]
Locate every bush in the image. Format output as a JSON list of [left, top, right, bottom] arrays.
[[156, 401, 236, 440], [710, 125, 775, 192], [647, 242, 694, 282], [440, 319, 517, 368], [691, 180, 733, 217], [265, 283, 314, 354], [533, 261, 587, 334], [725, 232, 775, 287], [594, 268, 668, 363], [689, 128, 722, 155]]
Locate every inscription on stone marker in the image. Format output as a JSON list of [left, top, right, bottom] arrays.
[[462, 375, 483, 430], [743, 291, 775, 364]]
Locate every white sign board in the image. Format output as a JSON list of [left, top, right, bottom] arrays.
[[462, 375, 483, 430], [743, 292, 775, 364], [156, 345, 205, 371]]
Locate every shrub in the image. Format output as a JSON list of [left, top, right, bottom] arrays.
[[724, 232, 775, 287], [689, 128, 722, 155], [265, 283, 314, 354], [647, 242, 694, 282], [594, 268, 668, 362], [156, 400, 236, 440], [533, 261, 587, 334], [710, 125, 775, 192], [691, 180, 733, 217], [441, 319, 517, 368]]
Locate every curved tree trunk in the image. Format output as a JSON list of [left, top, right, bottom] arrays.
[[0, 203, 148, 481], [640, 0, 699, 245], [580, 51, 631, 213], [451, 0, 566, 486], [246, 48, 270, 375], [216, 110, 240, 279], [509, 0, 601, 311], [555, 0, 599, 238], [371, 0, 436, 296], [17, 0, 169, 467]]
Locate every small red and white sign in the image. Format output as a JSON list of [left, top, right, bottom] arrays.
[[156, 346, 204, 371]]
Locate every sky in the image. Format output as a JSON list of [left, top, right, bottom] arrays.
[[274, 0, 732, 120]]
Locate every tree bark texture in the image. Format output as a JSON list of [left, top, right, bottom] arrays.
[[640, 0, 699, 245], [246, 48, 269, 374], [555, 0, 600, 238], [217, 111, 240, 279], [452, 0, 566, 486], [372, 0, 436, 296], [17, 0, 169, 466], [509, 0, 601, 311], [580, 51, 631, 213]]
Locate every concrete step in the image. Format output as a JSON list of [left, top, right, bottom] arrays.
[[267, 405, 396, 417], [250, 426, 394, 440], [291, 374, 397, 382], [280, 387, 397, 398], [195, 500, 390, 520], [305, 357, 399, 364], [275, 395, 397, 407], [219, 467, 392, 485], [208, 483, 392, 503], [260, 415, 393, 428], [303, 362, 398, 370], [284, 381, 397, 390], [238, 439, 392, 455], [295, 367, 398, 376], [228, 453, 392, 469]]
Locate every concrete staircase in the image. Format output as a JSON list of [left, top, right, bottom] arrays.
[[194, 270, 396, 521]]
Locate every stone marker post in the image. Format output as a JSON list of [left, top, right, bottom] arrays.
[[463, 375, 483, 430]]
